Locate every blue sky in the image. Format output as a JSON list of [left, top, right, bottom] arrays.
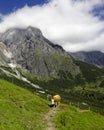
[[0, 0, 104, 19], [92, 4, 104, 20], [0, 0, 104, 52], [0, 0, 47, 14]]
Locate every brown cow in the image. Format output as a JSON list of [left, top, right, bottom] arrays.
[[53, 95, 61, 107]]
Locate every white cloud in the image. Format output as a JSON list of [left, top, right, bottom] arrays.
[[0, 0, 104, 52]]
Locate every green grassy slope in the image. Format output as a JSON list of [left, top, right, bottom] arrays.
[[0, 79, 49, 130], [1, 78, 104, 130], [55, 105, 104, 130], [1, 62, 104, 115], [35, 60, 104, 110]]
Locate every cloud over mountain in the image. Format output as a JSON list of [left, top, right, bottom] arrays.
[[0, 0, 104, 52]]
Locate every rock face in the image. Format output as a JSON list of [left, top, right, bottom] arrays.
[[0, 42, 13, 65], [0, 26, 80, 78], [70, 51, 104, 67]]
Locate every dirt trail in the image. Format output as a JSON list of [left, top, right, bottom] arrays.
[[44, 107, 59, 130]]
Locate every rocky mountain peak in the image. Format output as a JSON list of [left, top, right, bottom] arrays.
[[0, 26, 80, 78], [26, 26, 42, 37], [0, 26, 43, 45]]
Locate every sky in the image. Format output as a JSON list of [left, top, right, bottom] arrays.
[[0, 0, 104, 52]]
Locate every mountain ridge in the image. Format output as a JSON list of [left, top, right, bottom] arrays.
[[0, 26, 80, 78], [70, 51, 104, 67]]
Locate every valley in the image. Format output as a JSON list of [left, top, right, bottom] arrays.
[[0, 26, 104, 129], [0, 79, 104, 130]]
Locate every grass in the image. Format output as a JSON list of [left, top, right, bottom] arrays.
[[1, 78, 104, 130], [54, 105, 104, 130], [0, 79, 49, 130]]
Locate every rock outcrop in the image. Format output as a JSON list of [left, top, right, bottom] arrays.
[[0, 26, 80, 78], [0, 42, 13, 65]]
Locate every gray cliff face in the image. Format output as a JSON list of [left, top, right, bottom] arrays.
[[0, 42, 12, 65], [70, 51, 104, 67], [0, 26, 80, 78]]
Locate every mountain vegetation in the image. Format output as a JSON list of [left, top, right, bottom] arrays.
[[0, 26, 104, 130], [0, 77, 104, 130]]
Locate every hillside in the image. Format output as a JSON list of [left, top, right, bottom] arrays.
[[34, 60, 104, 112], [0, 79, 49, 130], [1, 78, 104, 130], [1, 58, 104, 109], [70, 51, 104, 67], [74, 60, 104, 82], [54, 105, 104, 130], [0, 57, 104, 114]]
